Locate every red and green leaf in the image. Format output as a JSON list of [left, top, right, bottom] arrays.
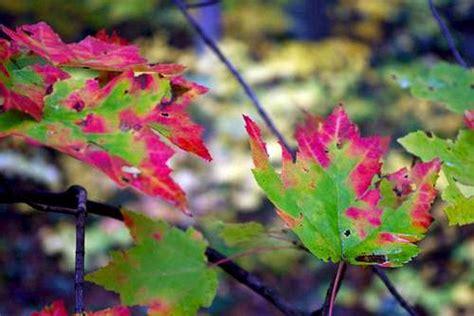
[[0, 22, 211, 209], [32, 300, 130, 316], [399, 130, 474, 225], [245, 105, 440, 266], [86, 209, 218, 316]]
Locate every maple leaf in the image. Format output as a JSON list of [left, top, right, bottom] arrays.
[[86, 209, 218, 316], [32, 300, 130, 316], [391, 62, 474, 129], [0, 22, 211, 209], [245, 105, 440, 266], [399, 130, 474, 225]]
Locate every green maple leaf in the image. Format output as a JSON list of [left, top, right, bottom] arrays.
[[245, 105, 440, 267], [399, 130, 474, 225], [86, 210, 218, 316]]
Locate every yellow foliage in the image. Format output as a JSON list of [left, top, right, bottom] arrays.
[[264, 38, 370, 78]]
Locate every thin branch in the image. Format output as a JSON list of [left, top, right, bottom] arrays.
[[206, 247, 304, 316], [185, 0, 220, 9], [71, 185, 87, 314], [0, 186, 304, 316], [428, 0, 468, 68], [171, 0, 295, 160], [372, 267, 418, 316]]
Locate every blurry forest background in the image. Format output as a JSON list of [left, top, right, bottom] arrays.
[[0, 0, 473, 315]]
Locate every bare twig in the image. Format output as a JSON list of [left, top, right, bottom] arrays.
[[428, 0, 468, 68], [372, 267, 418, 316], [185, 0, 220, 9], [71, 185, 87, 314], [206, 247, 304, 316], [171, 0, 295, 159]]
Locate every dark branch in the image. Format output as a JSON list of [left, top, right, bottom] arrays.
[[372, 267, 418, 316], [71, 185, 87, 314], [185, 0, 220, 9], [171, 0, 296, 160], [206, 247, 304, 316], [0, 186, 304, 316], [428, 0, 468, 68]]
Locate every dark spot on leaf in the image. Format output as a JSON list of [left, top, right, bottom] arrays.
[[403, 174, 408, 179], [343, 230, 351, 237], [355, 254, 387, 263], [24, 30, 33, 36], [121, 177, 130, 183], [393, 188, 402, 197], [391, 74, 398, 80], [133, 123, 142, 131], [73, 100, 85, 112], [425, 131, 433, 138], [336, 142, 342, 149], [324, 148, 329, 154], [124, 90, 129, 94], [428, 86, 434, 91], [45, 85, 53, 95], [470, 83, 474, 89], [160, 112, 169, 117], [134, 74, 150, 90]]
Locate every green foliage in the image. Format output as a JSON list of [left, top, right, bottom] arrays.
[[399, 130, 474, 225], [392, 62, 474, 114], [86, 209, 218, 316]]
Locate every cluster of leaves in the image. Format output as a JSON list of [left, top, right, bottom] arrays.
[[1, 18, 473, 315], [393, 62, 474, 225], [0, 22, 211, 210]]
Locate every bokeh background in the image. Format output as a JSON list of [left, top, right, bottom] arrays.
[[1, 0, 473, 315]]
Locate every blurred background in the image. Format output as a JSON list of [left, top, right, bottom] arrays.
[[0, 0, 473, 315]]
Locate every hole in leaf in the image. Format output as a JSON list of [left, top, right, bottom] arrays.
[[470, 83, 474, 90], [343, 229, 351, 237], [393, 188, 402, 197], [425, 131, 433, 138], [134, 74, 150, 90], [120, 121, 131, 132], [73, 100, 85, 112], [336, 142, 342, 149], [160, 112, 169, 117], [324, 148, 329, 154], [45, 85, 53, 95]]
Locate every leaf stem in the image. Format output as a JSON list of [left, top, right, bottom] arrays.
[[427, 0, 469, 68], [171, 0, 295, 160], [372, 266, 418, 316], [319, 262, 346, 316]]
